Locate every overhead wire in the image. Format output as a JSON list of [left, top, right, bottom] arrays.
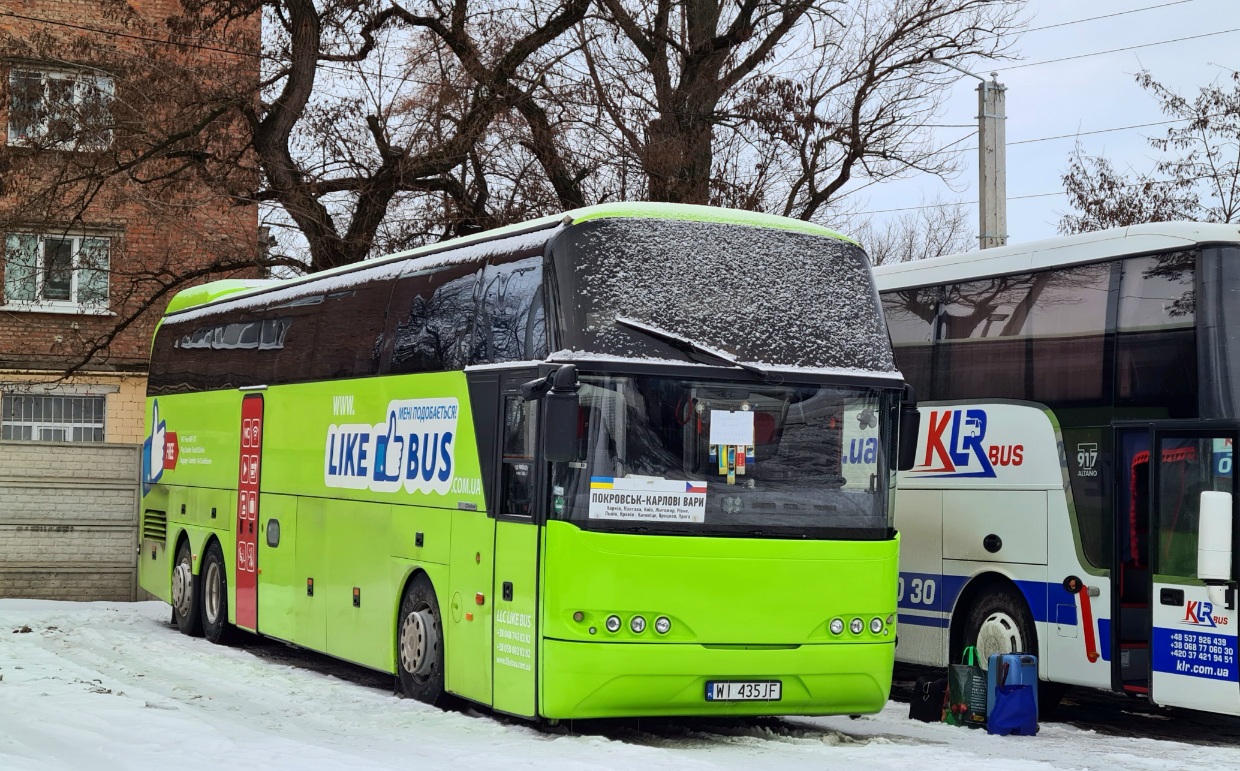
[[1020, 1, 1196, 34], [993, 27, 1240, 73], [854, 170, 1227, 217]]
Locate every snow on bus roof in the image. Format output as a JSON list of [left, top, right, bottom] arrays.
[[163, 228, 552, 326], [872, 221, 1240, 290], [543, 350, 904, 381], [162, 203, 857, 323]]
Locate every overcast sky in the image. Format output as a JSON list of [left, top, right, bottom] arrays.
[[855, 0, 1237, 247]]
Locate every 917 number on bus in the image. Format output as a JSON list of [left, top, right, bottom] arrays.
[[897, 576, 936, 606]]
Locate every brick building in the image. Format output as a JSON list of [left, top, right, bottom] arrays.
[[0, 3, 259, 599], [0, 1, 260, 445]]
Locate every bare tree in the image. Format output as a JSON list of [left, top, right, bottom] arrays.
[[1, 0, 592, 374], [4, 0, 1029, 377], [1060, 70, 1240, 234], [524, 0, 1025, 222], [225, 0, 591, 270], [846, 196, 972, 265]]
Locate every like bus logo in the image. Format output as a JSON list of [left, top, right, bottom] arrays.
[[142, 400, 179, 494]]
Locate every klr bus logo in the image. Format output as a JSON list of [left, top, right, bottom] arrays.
[[325, 397, 458, 495], [142, 400, 179, 494], [913, 408, 1025, 478], [915, 409, 994, 478], [1184, 600, 1219, 628]]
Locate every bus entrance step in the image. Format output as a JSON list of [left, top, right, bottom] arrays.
[[1121, 646, 1149, 682]]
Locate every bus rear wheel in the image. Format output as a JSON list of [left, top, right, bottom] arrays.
[[172, 540, 203, 637], [201, 541, 234, 645], [397, 575, 444, 705]]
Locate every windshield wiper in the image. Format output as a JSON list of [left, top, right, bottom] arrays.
[[614, 316, 776, 382]]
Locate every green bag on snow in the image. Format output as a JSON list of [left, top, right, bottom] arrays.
[[945, 646, 988, 727]]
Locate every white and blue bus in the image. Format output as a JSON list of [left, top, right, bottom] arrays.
[[874, 222, 1240, 714]]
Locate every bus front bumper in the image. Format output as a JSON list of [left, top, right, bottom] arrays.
[[539, 638, 894, 720]]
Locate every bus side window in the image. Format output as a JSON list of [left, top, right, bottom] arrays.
[[880, 289, 936, 400], [1116, 252, 1196, 416], [388, 264, 481, 374], [474, 255, 547, 365], [938, 276, 1031, 401], [310, 281, 393, 379], [501, 396, 537, 518]]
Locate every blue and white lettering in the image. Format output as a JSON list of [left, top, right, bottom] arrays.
[[325, 397, 459, 494]]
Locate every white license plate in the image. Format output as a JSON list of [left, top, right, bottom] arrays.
[[705, 680, 782, 701]]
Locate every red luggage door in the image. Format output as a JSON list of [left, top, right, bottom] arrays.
[[236, 394, 264, 630]]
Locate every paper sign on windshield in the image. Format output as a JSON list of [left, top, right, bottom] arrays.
[[709, 410, 755, 446], [588, 476, 707, 523]]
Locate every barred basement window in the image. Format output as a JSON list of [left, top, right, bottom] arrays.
[[0, 394, 106, 442]]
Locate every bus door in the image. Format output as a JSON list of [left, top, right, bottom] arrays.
[[235, 392, 263, 631], [1113, 427, 1154, 693], [491, 380, 542, 718], [1148, 429, 1239, 712]]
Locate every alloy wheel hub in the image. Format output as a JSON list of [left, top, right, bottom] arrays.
[[400, 610, 431, 676]]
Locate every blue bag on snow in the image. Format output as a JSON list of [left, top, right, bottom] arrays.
[[986, 683, 1038, 736], [986, 653, 1038, 718]]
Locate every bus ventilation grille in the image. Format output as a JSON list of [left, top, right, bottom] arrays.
[[142, 510, 168, 543]]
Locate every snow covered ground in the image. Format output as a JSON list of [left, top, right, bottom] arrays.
[[1, 599, 1234, 770]]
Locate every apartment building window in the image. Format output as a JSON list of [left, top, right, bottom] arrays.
[[8, 67, 114, 149], [1, 393, 107, 442], [3, 233, 110, 310]]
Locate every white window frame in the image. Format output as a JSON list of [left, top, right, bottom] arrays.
[[0, 393, 107, 443], [2, 232, 111, 314], [7, 67, 114, 150]]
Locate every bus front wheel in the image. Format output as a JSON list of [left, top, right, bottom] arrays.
[[172, 540, 203, 637], [397, 575, 444, 705], [201, 541, 234, 645], [961, 587, 1034, 668], [960, 586, 1068, 713]]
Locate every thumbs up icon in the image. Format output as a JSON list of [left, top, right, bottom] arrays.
[[374, 411, 404, 483], [143, 401, 167, 491]]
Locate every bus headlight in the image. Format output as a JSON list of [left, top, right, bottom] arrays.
[[630, 615, 646, 633], [606, 615, 622, 633], [655, 616, 671, 634], [870, 617, 883, 634], [850, 617, 864, 635], [830, 618, 844, 635]]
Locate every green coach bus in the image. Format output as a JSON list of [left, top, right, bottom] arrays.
[[138, 202, 917, 720]]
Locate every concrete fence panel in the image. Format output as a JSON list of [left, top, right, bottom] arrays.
[[0, 441, 141, 601]]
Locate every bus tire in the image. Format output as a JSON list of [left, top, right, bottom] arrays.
[[396, 574, 445, 705], [201, 541, 234, 645], [961, 586, 1035, 668], [172, 540, 203, 637], [961, 587, 1070, 714]]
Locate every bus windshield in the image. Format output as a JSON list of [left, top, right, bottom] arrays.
[[550, 373, 893, 538]]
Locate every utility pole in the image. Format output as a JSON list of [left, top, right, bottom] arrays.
[[977, 74, 1007, 249], [933, 58, 1008, 249]]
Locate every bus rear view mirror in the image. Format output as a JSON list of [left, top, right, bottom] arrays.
[[1198, 490, 1233, 582], [542, 365, 581, 464], [896, 405, 920, 472], [891, 384, 919, 472]]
